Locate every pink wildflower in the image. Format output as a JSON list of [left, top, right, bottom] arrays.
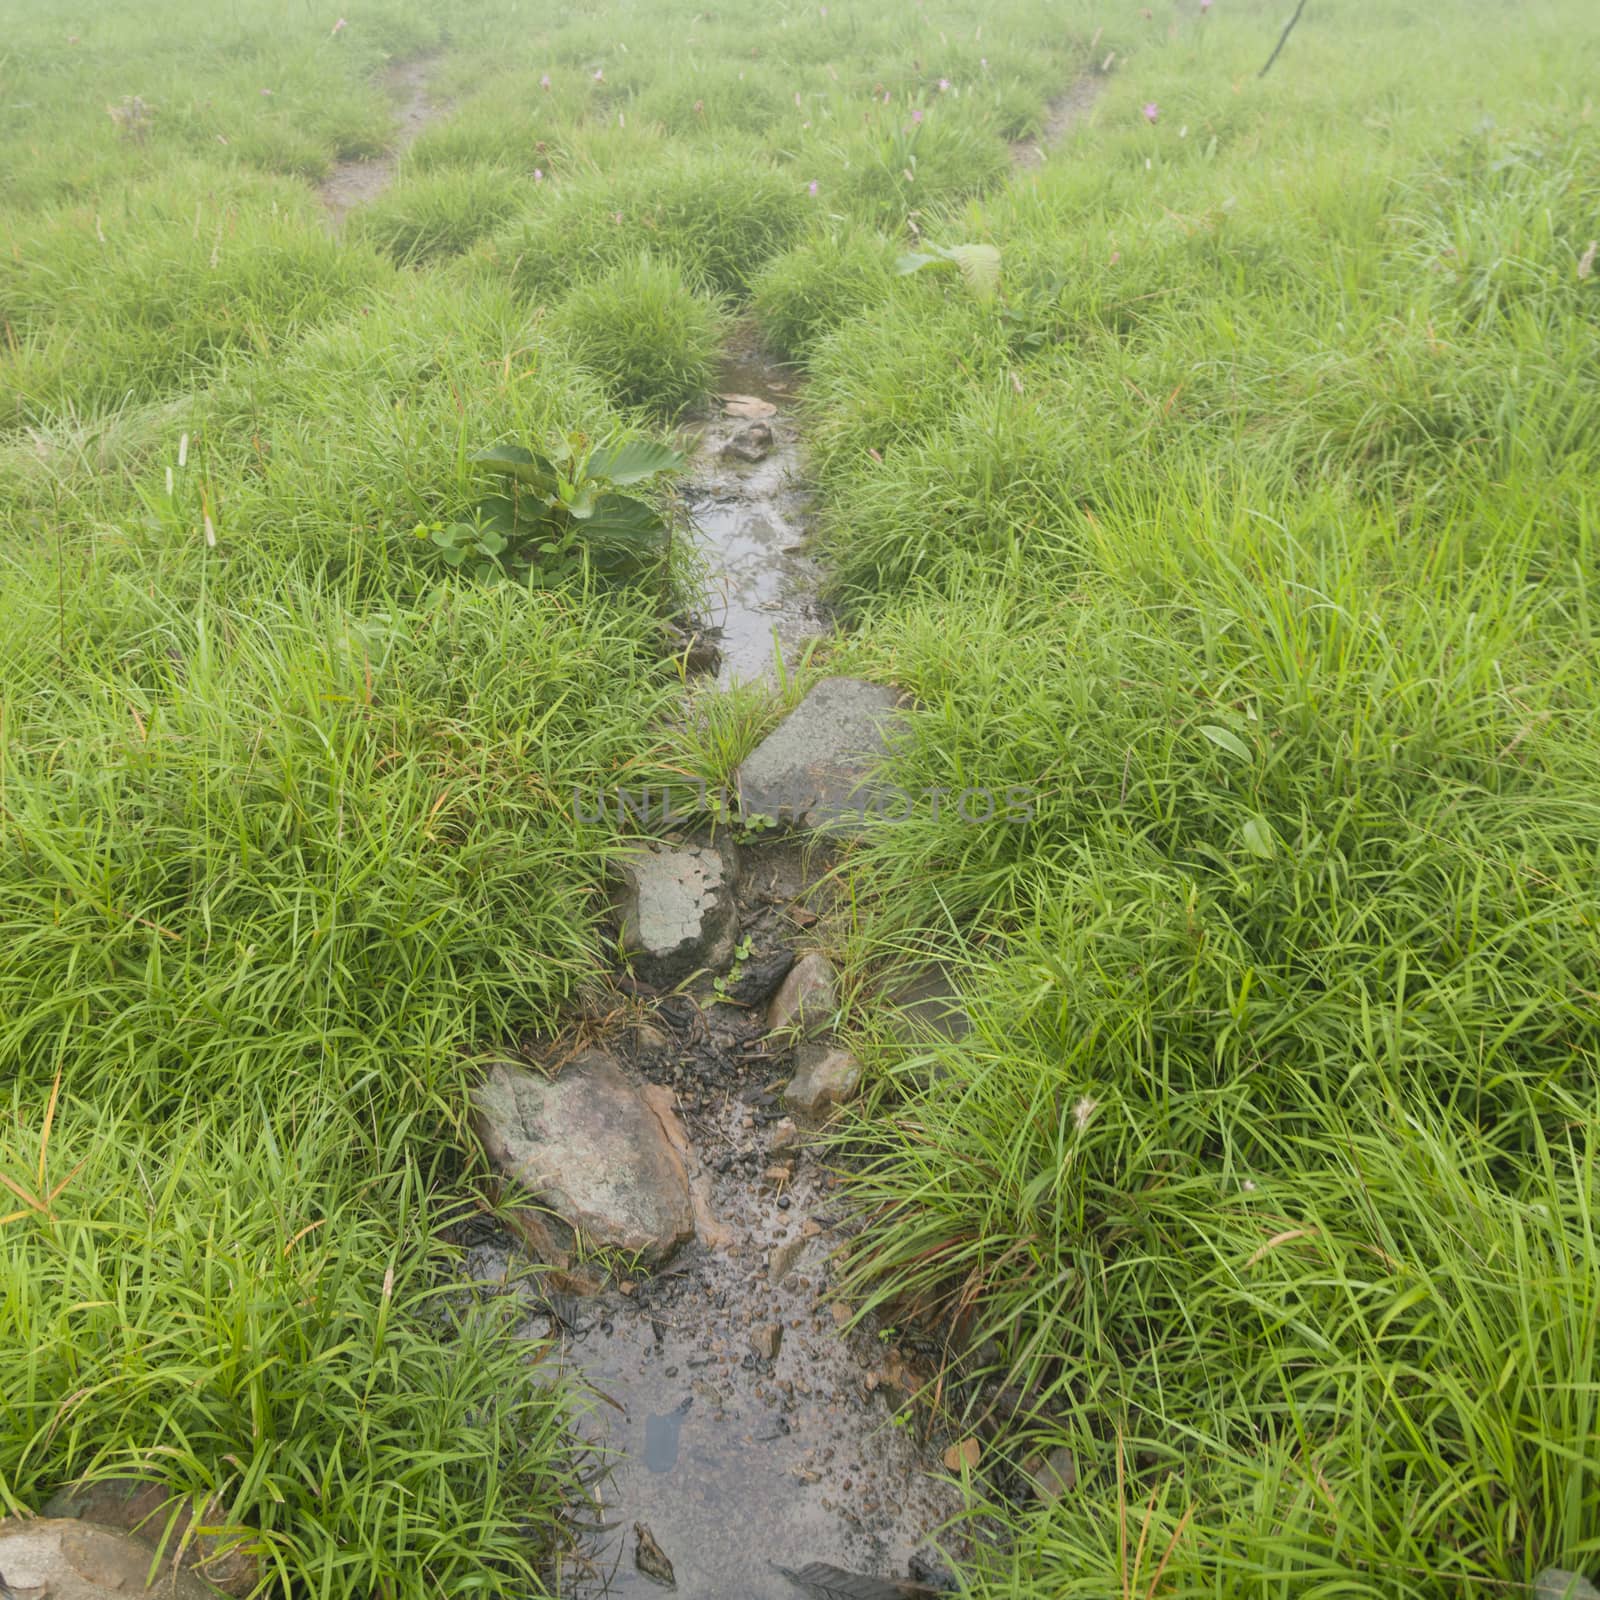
[[1142, 101, 1159, 123], [331, 16, 347, 34], [540, 73, 551, 89]]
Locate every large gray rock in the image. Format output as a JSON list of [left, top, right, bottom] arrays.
[[0, 1519, 222, 1599], [735, 677, 901, 835], [40, 1482, 253, 1597], [617, 841, 739, 987], [1537, 1574, 1600, 1600], [472, 1055, 694, 1267]]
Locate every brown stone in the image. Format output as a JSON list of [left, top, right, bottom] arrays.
[[784, 1043, 861, 1116], [0, 1519, 223, 1599], [1020, 1444, 1078, 1503], [765, 952, 837, 1037], [39, 1481, 255, 1596]]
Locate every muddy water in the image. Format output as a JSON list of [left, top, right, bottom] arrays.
[[466, 1120, 957, 1596], [320, 57, 441, 224], [678, 352, 831, 686], [462, 1102, 962, 1598], [458, 846, 964, 1597]]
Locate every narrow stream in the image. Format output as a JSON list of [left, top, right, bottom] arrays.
[[457, 835, 965, 1597], [451, 353, 967, 1595], [677, 348, 832, 686], [305, 52, 1109, 1600]]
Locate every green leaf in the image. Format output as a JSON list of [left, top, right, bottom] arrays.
[[895, 244, 1001, 301], [1199, 724, 1253, 763], [565, 482, 599, 520], [583, 492, 667, 549], [479, 494, 519, 533], [471, 444, 558, 486], [587, 438, 683, 485], [1240, 815, 1277, 860], [944, 243, 1001, 301], [476, 525, 508, 557]]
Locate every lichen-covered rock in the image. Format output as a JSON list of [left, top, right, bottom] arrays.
[[617, 840, 739, 987]]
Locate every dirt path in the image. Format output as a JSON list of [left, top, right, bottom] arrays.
[[320, 57, 442, 224], [1011, 69, 1111, 168], [450, 57, 1135, 1588]]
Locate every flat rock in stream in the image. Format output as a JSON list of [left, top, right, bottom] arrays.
[[472, 1055, 694, 1267], [618, 840, 739, 987], [735, 678, 901, 836], [0, 1519, 222, 1600]]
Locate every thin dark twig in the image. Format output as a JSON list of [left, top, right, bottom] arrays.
[[1258, 0, 1310, 78]]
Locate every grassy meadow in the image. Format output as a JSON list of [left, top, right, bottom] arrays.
[[3, 0, 1599, 1594]]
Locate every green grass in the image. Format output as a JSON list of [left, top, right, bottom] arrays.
[[484, 148, 810, 300], [1, 1093, 579, 1594], [350, 165, 526, 265], [5, 0, 1600, 1593], [549, 253, 726, 416], [797, 3, 1600, 1594]]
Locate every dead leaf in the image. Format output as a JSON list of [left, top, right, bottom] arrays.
[[942, 1436, 981, 1472], [776, 1562, 937, 1599]]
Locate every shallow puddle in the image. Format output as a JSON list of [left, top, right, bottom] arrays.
[[680, 352, 832, 686]]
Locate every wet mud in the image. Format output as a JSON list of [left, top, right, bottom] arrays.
[[453, 841, 966, 1596]]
